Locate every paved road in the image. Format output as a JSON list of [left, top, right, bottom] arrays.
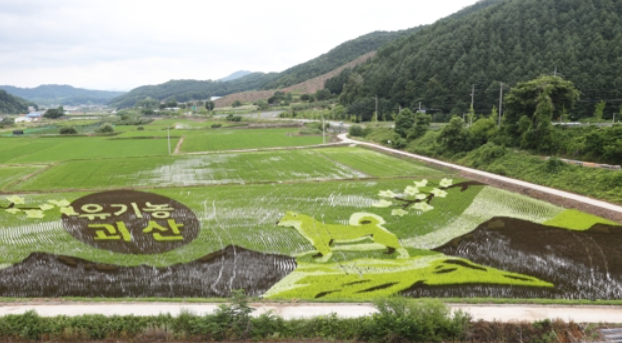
[[339, 134, 622, 215], [1, 303, 621, 323]]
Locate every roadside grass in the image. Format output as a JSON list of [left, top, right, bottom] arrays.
[[365, 128, 622, 206], [180, 128, 324, 152]]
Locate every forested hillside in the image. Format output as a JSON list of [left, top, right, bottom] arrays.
[[108, 73, 279, 109], [215, 52, 376, 107], [258, 31, 420, 90], [107, 29, 401, 109], [332, 0, 622, 120], [0, 90, 34, 114], [0, 85, 124, 107], [108, 0, 505, 109]]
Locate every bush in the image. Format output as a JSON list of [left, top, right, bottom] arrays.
[[231, 100, 243, 108], [349, 125, 366, 137], [96, 123, 115, 133], [487, 165, 508, 176], [465, 143, 507, 168], [226, 114, 242, 122], [437, 117, 474, 155], [394, 109, 415, 138], [211, 123, 222, 129], [299, 129, 322, 135], [1, 117, 14, 125], [137, 126, 144, 131], [391, 135, 407, 149], [59, 127, 78, 135], [544, 157, 566, 173], [357, 297, 470, 343]]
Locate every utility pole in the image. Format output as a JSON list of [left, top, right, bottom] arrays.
[[498, 82, 504, 128], [322, 114, 325, 144]]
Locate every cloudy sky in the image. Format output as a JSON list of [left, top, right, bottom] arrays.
[[0, 0, 480, 91]]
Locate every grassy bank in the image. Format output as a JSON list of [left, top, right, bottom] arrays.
[[361, 127, 622, 206]]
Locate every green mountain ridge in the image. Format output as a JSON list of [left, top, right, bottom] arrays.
[[108, 72, 280, 109], [333, 0, 622, 119], [0, 85, 125, 107], [107, 30, 407, 109], [108, 0, 505, 109], [0, 90, 36, 115]]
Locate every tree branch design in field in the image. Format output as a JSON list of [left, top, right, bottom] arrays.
[[372, 179, 482, 216], [1, 196, 78, 219]]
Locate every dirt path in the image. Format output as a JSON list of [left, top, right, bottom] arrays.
[[339, 134, 622, 223], [1, 303, 621, 323], [173, 135, 184, 154]]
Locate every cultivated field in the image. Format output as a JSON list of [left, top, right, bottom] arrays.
[[180, 128, 324, 152], [0, 118, 620, 300]]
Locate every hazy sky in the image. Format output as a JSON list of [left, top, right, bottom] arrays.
[[0, 0, 480, 91]]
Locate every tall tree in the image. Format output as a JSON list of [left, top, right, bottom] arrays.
[[503, 75, 579, 143]]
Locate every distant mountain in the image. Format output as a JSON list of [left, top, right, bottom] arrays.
[[0, 90, 35, 114], [108, 0, 504, 109], [108, 72, 279, 109], [0, 85, 125, 107], [107, 29, 419, 109], [219, 71, 253, 82]]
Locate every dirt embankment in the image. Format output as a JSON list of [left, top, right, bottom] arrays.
[[214, 51, 376, 108]]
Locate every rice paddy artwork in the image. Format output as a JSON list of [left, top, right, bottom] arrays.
[[0, 127, 620, 300], [1, 174, 620, 300]]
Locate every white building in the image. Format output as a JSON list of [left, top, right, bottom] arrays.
[[15, 116, 32, 123]]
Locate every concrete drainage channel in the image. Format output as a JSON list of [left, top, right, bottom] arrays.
[[593, 328, 622, 343]]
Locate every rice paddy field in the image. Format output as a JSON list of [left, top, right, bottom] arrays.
[[0, 118, 621, 301]]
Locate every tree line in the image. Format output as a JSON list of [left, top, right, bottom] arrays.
[[327, 0, 622, 122]]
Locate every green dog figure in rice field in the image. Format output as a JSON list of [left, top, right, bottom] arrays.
[[277, 212, 409, 262]]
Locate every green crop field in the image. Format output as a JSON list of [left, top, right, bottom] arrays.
[[0, 123, 620, 301], [0, 137, 175, 163], [180, 128, 324, 152], [314, 147, 449, 178], [11, 148, 450, 191], [12, 150, 362, 190], [0, 165, 45, 189]]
